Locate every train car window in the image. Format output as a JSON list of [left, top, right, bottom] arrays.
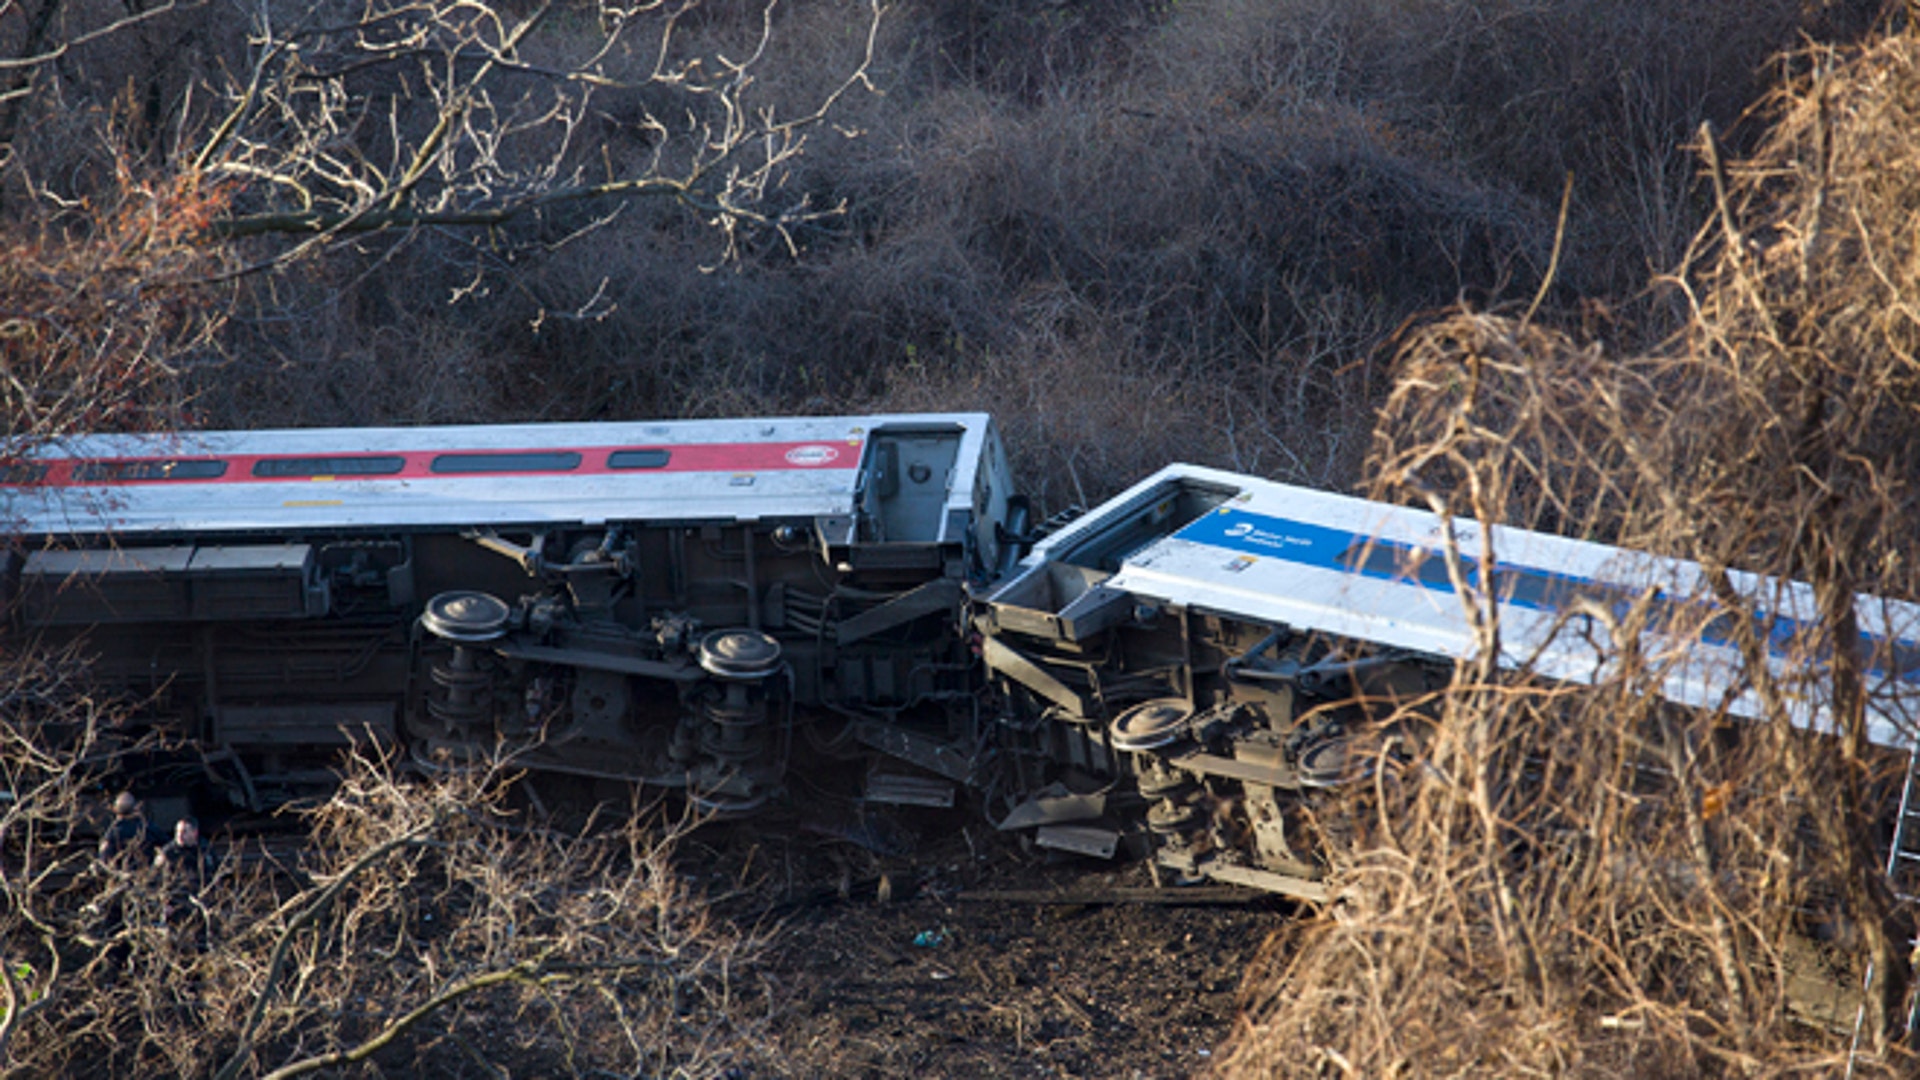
[[254, 455, 407, 478], [1699, 611, 1737, 641], [73, 459, 228, 482], [1339, 541, 1456, 589], [0, 462, 48, 484], [1879, 637, 1920, 680], [1492, 567, 1640, 614], [607, 449, 671, 469], [1342, 540, 1646, 616], [430, 451, 582, 474]]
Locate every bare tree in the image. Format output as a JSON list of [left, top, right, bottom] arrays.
[[0, 0, 886, 450], [208, 0, 881, 257], [1, 0, 882, 260]]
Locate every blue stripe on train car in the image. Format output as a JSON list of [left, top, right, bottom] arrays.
[[1173, 507, 1357, 569], [1176, 507, 1920, 685]]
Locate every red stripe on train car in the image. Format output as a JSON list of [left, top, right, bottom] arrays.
[[9, 440, 865, 487]]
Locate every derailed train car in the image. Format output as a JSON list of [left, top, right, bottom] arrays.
[[4, 416, 1920, 902], [978, 465, 1920, 899], [0, 414, 1020, 816]]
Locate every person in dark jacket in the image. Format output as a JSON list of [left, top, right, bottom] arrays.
[[153, 817, 219, 946], [153, 817, 216, 890], [87, 792, 161, 966], [96, 792, 157, 866]]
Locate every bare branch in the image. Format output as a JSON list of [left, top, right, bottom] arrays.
[[181, 0, 881, 259], [214, 817, 445, 1080]]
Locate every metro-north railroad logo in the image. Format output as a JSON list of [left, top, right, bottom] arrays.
[[1224, 521, 1256, 538], [783, 445, 842, 466]]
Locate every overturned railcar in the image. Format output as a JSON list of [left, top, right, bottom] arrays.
[[979, 465, 1920, 898], [0, 414, 1018, 814]]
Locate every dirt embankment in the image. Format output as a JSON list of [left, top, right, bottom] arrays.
[[702, 816, 1291, 1078]]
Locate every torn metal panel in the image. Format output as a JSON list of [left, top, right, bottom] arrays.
[[997, 781, 1108, 831], [1035, 824, 1121, 859], [864, 771, 956, 808]]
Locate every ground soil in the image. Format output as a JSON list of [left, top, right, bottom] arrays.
[[696, 808, 1297, 1079]]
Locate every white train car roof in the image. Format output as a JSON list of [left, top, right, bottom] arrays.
[[1005, 464, 1920, 751], [1, 413, 998, 537]]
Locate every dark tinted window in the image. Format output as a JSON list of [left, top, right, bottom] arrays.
[[1879, 637, 1920, 679], [1343, 541, 1643, 614], [1340, 542, 1455, 589], [0, 462, 48, 485], [430, 451, 581, 474], [1699, 612, 1736, 640], [254, 455, 406, 478], [73, 459, 227, 482], [607, 449, 671, 470], [1491, 567, 1640, 613]]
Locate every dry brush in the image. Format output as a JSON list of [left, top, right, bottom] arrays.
[[0, 695, 775, 1077], [1223, 20, 1920, 1077]]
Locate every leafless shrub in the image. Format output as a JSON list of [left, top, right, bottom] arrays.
[[0, 163, 233, 459], [0, 716, 773, 1077], [1136, 0, 1872, 307], [1222, 19, 1920, 1077]]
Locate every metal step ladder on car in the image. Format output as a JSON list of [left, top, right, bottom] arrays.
[[1849, 743, 1920, 1076], [1886, 744, 1920, 1035]]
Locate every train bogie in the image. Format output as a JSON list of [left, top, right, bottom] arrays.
[[977, 469, 1447, 897]]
